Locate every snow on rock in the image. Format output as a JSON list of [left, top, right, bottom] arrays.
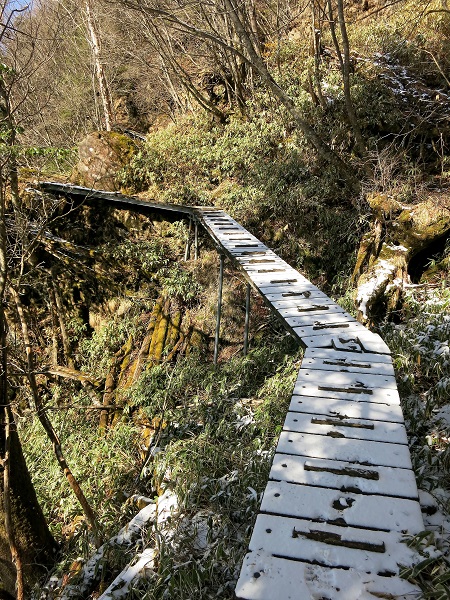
[[434, 404, 450, 427], [98, 548, 156, 599], [178, 511, 212, 552], [356, 252, 404, 322], [59, 503, 156, 600], [157, 488, 179, 527]]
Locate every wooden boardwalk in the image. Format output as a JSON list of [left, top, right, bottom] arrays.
[[199, 209, 424, 600], [39, 184, 424, 600]]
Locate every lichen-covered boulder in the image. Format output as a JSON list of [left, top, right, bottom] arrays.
[[354, 192, 450, 324], [73, 131, 137, 191]]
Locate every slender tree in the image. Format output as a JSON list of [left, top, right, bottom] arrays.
[[113, 0, 360, 187], [85, 0, 114, 130], [1, 10, 58, 595]]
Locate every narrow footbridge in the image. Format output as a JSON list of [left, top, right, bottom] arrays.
[[40, 183, 424, 600]]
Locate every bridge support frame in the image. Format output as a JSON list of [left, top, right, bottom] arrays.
[[243, 283, 251, 356], [184, 219, 192, 261], [213, 254, 225, 367], [194, 221, 199, 260]]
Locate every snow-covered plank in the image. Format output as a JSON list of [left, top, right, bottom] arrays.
[[246, 269, 302, 282], [293, 321, 369, 339], [293, 380, 401, 406], [216, 226, 243, 230], [261, 287, 328, 301], [302, 352, 395, 376], [333, 332, 392, 355], [295, 369, 398, 391], [235, 254, 280, 263], [222, 241, 264, 249], [283, 411, 407, 444], [274, 297, 339, 311], [243, 266, 291, 275], [277, 431, 412, 469], [275, 305, 345, 321], [304, 348, 392, 364], [240, 257, 289, 267], [301, 332, 392, 354], [238, 258, 281, 265], [227, 238, 257, 243], [270, 454, 419, 499], [261, 481, 423, 533], [247, 514, 419, 573], [289, 394, 405, 423], [285, 312, 358, 328], [236, 552, 422, 600], [229, 244, 268, 251]]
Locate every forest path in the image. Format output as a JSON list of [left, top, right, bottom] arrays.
[[39, 183, 424, 600]]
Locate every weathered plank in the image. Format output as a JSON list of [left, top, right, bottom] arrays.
[[270, 454, 420, 499], [292, 381, 401, 406], [289, 394, 405, 423], [236, 553, 421, 600], [304, 348, 392, 364], [302, 351, 395, 375], [248, 514, 419, 572], [283, 411, 408, 444], [295, 369, 398, 390], [261, 481, 423, 532], [277, 431, 412, 469]]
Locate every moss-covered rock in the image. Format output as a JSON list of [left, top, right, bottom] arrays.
[[355, 192, 450, 323], [72, 131, 137, 191]]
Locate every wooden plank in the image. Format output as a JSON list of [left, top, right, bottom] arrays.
[[293, 321, 369, 339], [248, 514, 419, 573], [304, 347, 392, 364], [261, 287, 328, 301], [289, 394, 405, 423], [270, 454, 419, 499], [295, 369, 398, 391], [302, 352, 395, 376], [274, 297, 338, 310], [261, 481, 423, 533], [246, 269, 301, 281], [236, 552, 422, 600], [276, 304, 345, 319], [277, 431, 412, 469], [293, 381, 401, 406], [285, 312, 358, 328], [301, 332, 392, 354], [283, 411, 408, 444], [333, 332, 392, 355]]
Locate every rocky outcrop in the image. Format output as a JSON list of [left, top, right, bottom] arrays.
[[72, 131, 138, 191], [353, 191, 450, 324]]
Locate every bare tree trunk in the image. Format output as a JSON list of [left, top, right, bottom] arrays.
[[0, 78, 19, 210], [310, 0, 327, 110], [0, 174, 56, 598], [118, 0, 360, 187], [51, 280, 74, 368], [99, 355, 118, 432], [0, 158, 24, 599], [3, 409, 24, 600], [327, 0, 367, 158], [223, 0, 358, 186], [85, 0, 114, 131], [12, 288, 102, 548]]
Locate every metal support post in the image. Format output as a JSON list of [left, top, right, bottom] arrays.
[[243, 283, 251, 356], [194, 221, 199, 260], [184, 219, 192, 261], [213, 254, 225, 367]]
